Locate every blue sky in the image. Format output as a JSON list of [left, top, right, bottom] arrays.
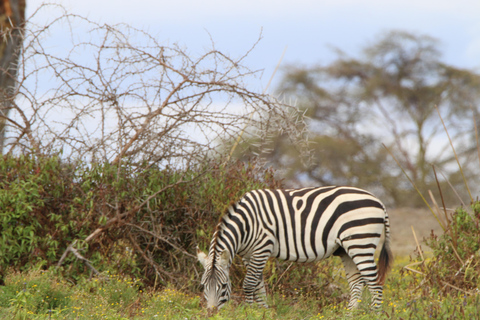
[[28, 0, 480, 92]]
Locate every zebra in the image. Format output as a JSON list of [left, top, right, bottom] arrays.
[[197, 186, 392, 310]]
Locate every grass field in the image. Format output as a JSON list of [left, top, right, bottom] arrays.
[[0, 208, 478, 319]]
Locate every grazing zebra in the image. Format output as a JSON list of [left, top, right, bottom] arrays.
[[197, 186, 392, 310]]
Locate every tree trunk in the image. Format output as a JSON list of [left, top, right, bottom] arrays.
[[0, 0, 25, 154]]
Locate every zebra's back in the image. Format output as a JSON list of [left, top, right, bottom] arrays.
[[226, 186, 388, 262]]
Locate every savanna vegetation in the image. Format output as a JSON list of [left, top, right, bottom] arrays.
[[0, 3, 479, 320], [1, 154, 479, 319]]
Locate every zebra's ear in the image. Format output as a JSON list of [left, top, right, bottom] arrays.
[[219, 250, 230, 270], [197, 246, 208, 268]]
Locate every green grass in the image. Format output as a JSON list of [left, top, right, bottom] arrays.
[[0, 258, 478, 319]]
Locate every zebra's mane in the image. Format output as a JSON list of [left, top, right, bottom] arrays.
[[207, 200, 238, 272], [216, 197, 239, 223], [210, 196, 240, 252]]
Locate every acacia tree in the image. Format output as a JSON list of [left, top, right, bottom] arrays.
[[240, 31, 480, 206]]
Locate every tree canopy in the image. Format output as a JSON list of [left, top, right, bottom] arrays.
[[234, 30, 480, 206]]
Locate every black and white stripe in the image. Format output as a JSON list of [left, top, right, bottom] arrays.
[[197, 186, 392, 310]]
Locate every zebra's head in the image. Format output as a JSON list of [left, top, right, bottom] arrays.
[[197, 247, 232, 310]]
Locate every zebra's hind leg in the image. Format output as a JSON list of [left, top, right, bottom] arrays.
[[339, 250, 365, 309], [242, 254, 269, 307], [348, 251, 383, 309]]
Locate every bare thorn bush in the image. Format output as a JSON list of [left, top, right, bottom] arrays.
[[4, 4, 307, 168]]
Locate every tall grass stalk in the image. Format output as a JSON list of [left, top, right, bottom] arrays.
[[431, 165, 449, 225], [383, 144, 445, 231], [470, 105, 480, 175], [435, 105, 473, 203]]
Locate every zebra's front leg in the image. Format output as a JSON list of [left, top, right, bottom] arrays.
[[243, 255, 269, 307], [253, 277, 267, 306]]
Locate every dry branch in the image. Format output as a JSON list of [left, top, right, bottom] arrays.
[[56, 240, 102, 277], [128, 233, 176, 283], [3, 4, 306, 165], [126, 222, 197, 259], [57, 174, 200, 271]]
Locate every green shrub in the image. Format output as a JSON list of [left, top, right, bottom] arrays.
[[416, 202, 480, 295], [0, 156, 79, 274], [0, 155, 282, 290]]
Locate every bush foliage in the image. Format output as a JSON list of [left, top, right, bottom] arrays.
[[2, 154, 480, 318], [419, 202, 480, 294], [0, 155, 281, 289]]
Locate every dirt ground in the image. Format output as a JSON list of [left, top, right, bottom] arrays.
[[388, 207, 444, 257]]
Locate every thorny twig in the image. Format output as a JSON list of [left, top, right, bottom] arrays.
[[57, 240, 102, 278]]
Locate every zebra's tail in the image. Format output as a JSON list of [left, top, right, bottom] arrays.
[[377, 212, 393, 285]]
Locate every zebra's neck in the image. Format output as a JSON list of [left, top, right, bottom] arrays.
[[207, 218, 241, 267]]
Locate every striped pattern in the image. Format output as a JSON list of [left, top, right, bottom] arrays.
[[197, 186, 392, 310]]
